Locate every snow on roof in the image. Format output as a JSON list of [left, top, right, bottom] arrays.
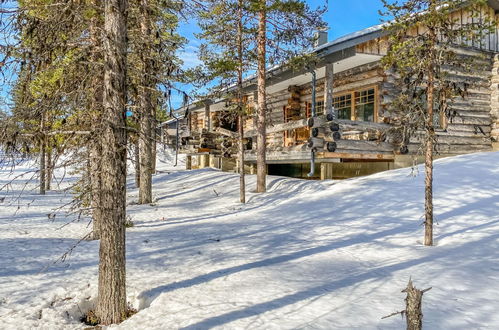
[[171, 23, 387, 116], [313, 23, 387, 53]]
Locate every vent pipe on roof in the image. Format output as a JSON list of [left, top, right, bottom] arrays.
[[314, 30, 328, 48]]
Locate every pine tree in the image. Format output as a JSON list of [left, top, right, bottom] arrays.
[[197, 0, 252, 203], [247, 0, 326, 193], [96, 0, 128, 323], [382, 0, 494, 246], [127, 0, 184, 204]]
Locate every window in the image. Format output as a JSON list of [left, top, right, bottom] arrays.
[[355, 89, 375, 122], [332, 87, 377, 122], [315, 100, 324, 114], [333, 94, 352, 120]]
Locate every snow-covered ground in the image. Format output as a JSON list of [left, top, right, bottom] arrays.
[[0, 149, 498, 329]]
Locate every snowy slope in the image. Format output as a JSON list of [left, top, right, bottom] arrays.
[[0, 150, 498, 329]]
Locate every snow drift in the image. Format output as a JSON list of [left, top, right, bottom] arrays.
[[0, 150, 498, 329]]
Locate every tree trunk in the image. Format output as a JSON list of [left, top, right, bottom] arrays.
[[237, 0, 245, 203], [238, 114, 246, 203], [45, 144, 52, 191], [138, 0, 153, 204], [134, 139, 140, 188], [404, 279, 428, 330], [89, 141, 102, 240], [152, 130, 157, 174], [256, 4, 267, 193], [39, 136, 46, 195], [89, 0, 103, 241], [96, 0, 128, 324], [424, 10, 436, 247]]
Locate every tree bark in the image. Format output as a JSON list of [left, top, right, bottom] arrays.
[[256, 3, 267, 193], [96, 0, 128, 324], [39, 136, 46, 195], [138, 0, 153, 204], [89, 141, 102, 240], [424, 3, 436, 247], [404, 280, 429, 330], [134, 138, 140, 188], [89, 0, 103, 241], [237, 0, 245, 203], [45, 144, 52, 191]]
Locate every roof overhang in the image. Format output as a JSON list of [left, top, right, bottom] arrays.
[[203, 52, 383, 113], [266, 53, 383, 95]]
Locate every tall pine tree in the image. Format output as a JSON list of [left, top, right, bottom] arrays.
[[382, 0, 494, 246]]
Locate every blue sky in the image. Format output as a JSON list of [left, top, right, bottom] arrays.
[[179, 0, 386, 47], [0, 0, 386, 111], [175, 0, 386, 107]]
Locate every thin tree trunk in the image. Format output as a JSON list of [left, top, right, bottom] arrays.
[[89, 0, 103, 241], [404, 279, 430, 330], [134, 139, 140, 188], [45, 143, 52, 191], [90, 141, 102, 240], [152, 132, 157, 174], [138, 0, 153, 204], [39, 136, 46, 195], [424, 13, 436, 247], [96, 0, 128, 324], [237, 0, 245, 203], [256, 4, 267, 193]]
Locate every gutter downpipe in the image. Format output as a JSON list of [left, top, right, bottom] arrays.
[[307, 69, 317, 178]]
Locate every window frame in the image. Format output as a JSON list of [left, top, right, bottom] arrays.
[[332, 85, 379, 122]]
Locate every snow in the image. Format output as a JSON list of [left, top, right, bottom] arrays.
[[0, 149, 498, 329]]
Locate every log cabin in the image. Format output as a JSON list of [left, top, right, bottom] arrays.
[[162, 0, 499, 179]]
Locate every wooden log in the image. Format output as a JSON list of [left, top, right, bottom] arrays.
[[308, 116, 328, 128], [410, 135, 491, 145], [318, 151, 395, 160], [244, 118, 308, 137], [408, 143, 492, 154], [325, 141, 337, 152], [333, 140, 395, 152], [307, 137, 325, 149], [311, 127, 326, 138]]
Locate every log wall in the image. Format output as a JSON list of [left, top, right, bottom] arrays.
[[380, 47, 494, 155]]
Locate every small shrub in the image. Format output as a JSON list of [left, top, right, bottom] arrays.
[[81, 309, 99, 326], [125, 216, 134, 228]]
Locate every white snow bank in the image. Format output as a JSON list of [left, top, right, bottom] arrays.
[[0, 150, 498, 329]]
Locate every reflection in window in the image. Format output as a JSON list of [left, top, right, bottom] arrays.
[[332, 88, 376, 122], [354, 89, 375, 122], [333, 94, 352, 120]]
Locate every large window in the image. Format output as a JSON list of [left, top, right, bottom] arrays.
[[333, 87, 377, 122]]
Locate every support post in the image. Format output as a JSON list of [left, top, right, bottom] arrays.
[[200, 154, 209, 168], [204, 101, 212, 131], [324, 62, 334, 116], [186, 155, 192, 170]]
